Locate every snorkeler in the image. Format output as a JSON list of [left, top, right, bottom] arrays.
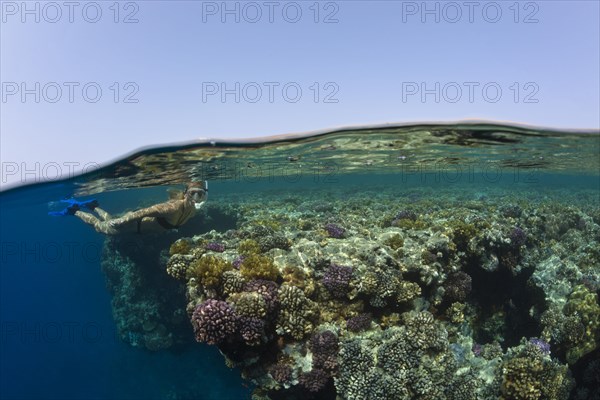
[[50, 182, 208, 235]]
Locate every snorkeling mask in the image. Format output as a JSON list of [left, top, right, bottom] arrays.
[[186, 181, 208, 209]]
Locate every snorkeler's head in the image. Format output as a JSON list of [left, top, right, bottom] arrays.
[[185, 181, 208, 209]]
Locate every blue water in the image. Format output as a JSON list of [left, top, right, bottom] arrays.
[[0, 184, 251, 400]]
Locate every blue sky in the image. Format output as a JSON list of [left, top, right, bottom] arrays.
[[1, 0, 599, 188]]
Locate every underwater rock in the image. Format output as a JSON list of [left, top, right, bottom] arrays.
[[101, 236, 190, 351]]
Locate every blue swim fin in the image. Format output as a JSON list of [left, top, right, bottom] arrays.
[[48, 198, 99, 216]]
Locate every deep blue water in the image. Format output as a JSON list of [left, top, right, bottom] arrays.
[[0, 183, 251, 400]]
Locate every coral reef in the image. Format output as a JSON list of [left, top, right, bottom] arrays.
[[98, 182, 598, 398]]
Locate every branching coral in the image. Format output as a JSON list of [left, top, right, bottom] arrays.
[[359, 269, 403, 307], [336, 311, 455, 400], [238, 239, 261, 255], [500, 341, 573, 400], [205, 242, 226, 253], [299, 369, 329, 392], [238, 316, 265, 346], [258, 233, 291, 252], [166, 254, 193, 281], [187, 255, 232, 288], [309, 330, 339, 372], [346, 313, 371, 332], [269, 363, 293, 385], [221, 270, 246, 296], [396, 281, 421, 303], [322, 263, 353, 298], [229, 291, 268, 318], [239, 254, 280, 281], [563, 284, 600, 363], [276, 284, 318, 339], [243, 279, 279, 314], [444, 271, 472, 302], [169, 238, 192, 256], [541, 284, 600, 364], [191, 299, 237, 345], [450, 220, 479, 251]]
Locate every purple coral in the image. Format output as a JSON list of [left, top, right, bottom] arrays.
[[232, 255, 245, 269], [243, 279, 279, 313], [392, 210, 417, 226], [444, 271, 472, 302], [310, 330, 339, 372], [322, 263, 353, 298], [191, 299, 237, 345], [269, 363, 293, 384], [205, 242, 226, 252], [510, 226, 527, 247], [394, 210, 417, 221], [238, 316, 264, 346], [346, 313, 372, 332], [324, 223, 345, 239], [299, 369, 329, 392], [529, 337, 551, 355]]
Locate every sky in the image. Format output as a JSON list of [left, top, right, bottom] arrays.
[[1, 0, 599, 189]]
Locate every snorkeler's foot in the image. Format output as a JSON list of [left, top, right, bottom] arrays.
[[48, 204, 79, 216], [58, 198, 99, 210], [82, 199, 99, 210]]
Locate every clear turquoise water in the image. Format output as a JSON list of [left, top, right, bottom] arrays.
[[1, 123, 598, 399]]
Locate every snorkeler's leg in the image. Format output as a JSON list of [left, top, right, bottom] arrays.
[[94, 207, 112, 221], [74, 210, 101, 226], [74, 210, 118, 234]]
